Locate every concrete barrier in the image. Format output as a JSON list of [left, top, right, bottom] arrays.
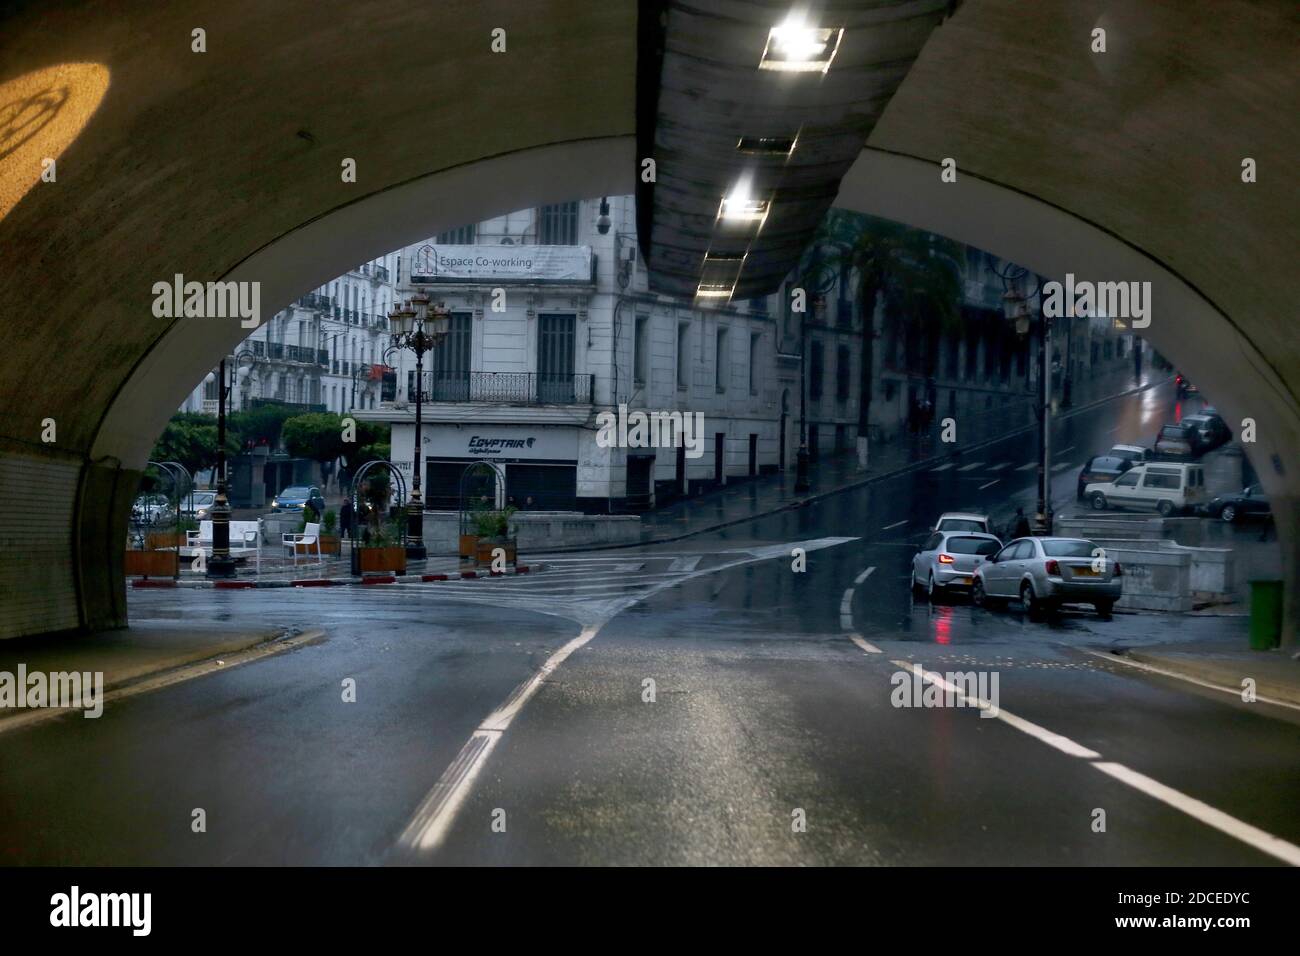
[[1055, 514, 1203, 546], [419, 511, 641, 555], [1096, 545, 1193, 612]]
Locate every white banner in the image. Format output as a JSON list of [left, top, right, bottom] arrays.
[[393, 423, 579, 462], [409, 244, 592, 283]]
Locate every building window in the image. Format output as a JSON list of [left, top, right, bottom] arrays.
[[436, 224, 476, 244], [676, 323, 690, 388], [715, 327, 728, 392], [634, 315, 649, 386], [836, 345, 851, 401], [810, 341, 824, 401], [749, 333, 761, 395], [539, 202, 579, 245]]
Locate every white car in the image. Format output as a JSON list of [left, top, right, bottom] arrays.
[[932, 511, 992, 535], [1086, 462, 1206, 516], [912, 531, 1003, 602]]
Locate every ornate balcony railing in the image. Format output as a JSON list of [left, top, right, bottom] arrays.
[[249, 340, 328, 366], [413, 370, 594, 405]]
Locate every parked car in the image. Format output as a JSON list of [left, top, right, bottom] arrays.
[[1205, 483, 1271, 523], [180, 491, 217, 520], [972, 536, 1122, 620], [912, 531, 1002, 602], [1077, 455, 1133, 500], [1108, 444, 1151, 465], [1153, 422, 1197, 459], [272, 485, 325, 516], [1175, 372, 1198, 397], [1181, 413, 1231, 451], [932, 511, 992, 534], [1085, 462, 1207, 516], [132, 494, 170, 524]]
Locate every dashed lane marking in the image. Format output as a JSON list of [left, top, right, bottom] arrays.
[[957, 462, 984, 472], [978, 479, 1000, 491]]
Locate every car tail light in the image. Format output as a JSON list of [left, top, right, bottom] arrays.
[[938, 553, 955, 564], [1045, 559, 1060, 575], [1113, 562, 1123, 576]]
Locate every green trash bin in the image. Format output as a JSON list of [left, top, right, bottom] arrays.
[[1249, 580, 1283, 650]]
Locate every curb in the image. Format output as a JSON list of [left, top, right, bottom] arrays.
[[1085, 646, 1300, 711]]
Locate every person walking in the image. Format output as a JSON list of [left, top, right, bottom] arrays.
[[339, 497, 354, 538], [1010, 506, 1032, 539]]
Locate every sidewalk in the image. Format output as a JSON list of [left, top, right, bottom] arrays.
[[1108, 640, 1300, 710], [637, 367, 1169, 546], [0, 621, 309, 731]]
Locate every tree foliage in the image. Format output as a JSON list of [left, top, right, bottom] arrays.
[[148, 412, 237, 479]]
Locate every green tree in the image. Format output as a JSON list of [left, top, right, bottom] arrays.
[[149, 412, 238, 479], [282, 412, 347, 468], [228, 401, 301, 451], [804, 210, 963, 469]]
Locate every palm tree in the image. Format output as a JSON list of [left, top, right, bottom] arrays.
[[800, 210, 964, 469]]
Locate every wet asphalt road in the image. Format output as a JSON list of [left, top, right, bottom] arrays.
[[1, 381, 1296, 866]]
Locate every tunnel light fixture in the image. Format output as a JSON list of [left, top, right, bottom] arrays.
[[736, 134, 798, 157], [760, 19, 842, 73], [718, 190, 769, 225], [696, 253, 746, 300]]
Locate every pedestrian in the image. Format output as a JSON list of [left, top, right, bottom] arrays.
[[340, 497, 354, 538], [1010, 507, 1032, 539]]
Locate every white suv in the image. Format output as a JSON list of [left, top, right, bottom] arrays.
[[1086, 462, 1206, 516]]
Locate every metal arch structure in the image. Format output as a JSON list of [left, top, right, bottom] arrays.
[[347, 459, 408, 574], [457, 460, 507, 539]]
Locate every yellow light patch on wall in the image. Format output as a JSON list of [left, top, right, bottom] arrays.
[[0, 62, 110, 221]]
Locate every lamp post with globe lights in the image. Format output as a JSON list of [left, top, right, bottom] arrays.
[[203, 349, 257, 577], [386, 295, 451, 560]]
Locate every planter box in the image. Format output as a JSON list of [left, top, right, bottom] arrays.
[[124, 549, 179, 578], [475, 538, 517, 568], [296, 535, 341, 556], [357, 546, 406, 574], [459, 534, 479, 560], [146, 531, 186, 550]]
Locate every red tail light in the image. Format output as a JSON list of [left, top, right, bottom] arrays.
[[1045, 559, 1061, 575], [938, 553, 955, 564], [1113, 562, 1123, 576]]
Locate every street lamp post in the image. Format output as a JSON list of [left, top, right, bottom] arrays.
[[204, 350, 256, 578], [1000, 273, 1053, 535], [794, 299, 811, 493], [386, 295, 450, 561]]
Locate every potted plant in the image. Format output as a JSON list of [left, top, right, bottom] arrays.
[[124, 548, 180, 578], [318, 508, 341, 556], [473, 505, 518, 567], [146, 516, 197, 551], [355, 516, 407, 574]]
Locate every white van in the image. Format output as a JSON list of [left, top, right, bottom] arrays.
[[1085, 462, 1206, 516]]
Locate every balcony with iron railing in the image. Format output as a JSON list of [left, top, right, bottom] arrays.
[[297, 292, 334, 312], [409, 370, 594, 406], [250, 340, 329, 366]]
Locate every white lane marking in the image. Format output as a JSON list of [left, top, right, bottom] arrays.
[[1091, 762, 1300, 867], [929, 463, 955, 472], [613, 563, 644, 572], [840, 588, 855, 629], [978, 479, 1000, 491], [957, 462, 983, 472], [667, 555, 702, 572], [988, 462, 1013, 471], [1016, 461, 1038, 471], [1052, 462, 1075, 472], [893, 660, 1300, 865], [399, 536, 859, 854], [850, 634, 881, 655], [881, 520, 908, 531], [1058, 445, 1075, 455], [854, 566, 877, 586], [1080, 649, 1300, 712]]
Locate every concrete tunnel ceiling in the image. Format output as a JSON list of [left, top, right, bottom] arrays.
[[0, 0, 1297, 639]]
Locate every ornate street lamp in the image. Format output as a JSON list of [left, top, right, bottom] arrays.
[[998, 270, 1052, 535], [204, 349, 257, 577], [386, 295, 451, 560]]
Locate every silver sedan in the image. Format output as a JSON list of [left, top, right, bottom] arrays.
[[972, 536, 1123, 620], [911, 531, 1003, 602]]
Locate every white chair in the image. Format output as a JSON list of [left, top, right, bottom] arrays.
[[283, 522, 322, 566], [186, 520, 214, 552]]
